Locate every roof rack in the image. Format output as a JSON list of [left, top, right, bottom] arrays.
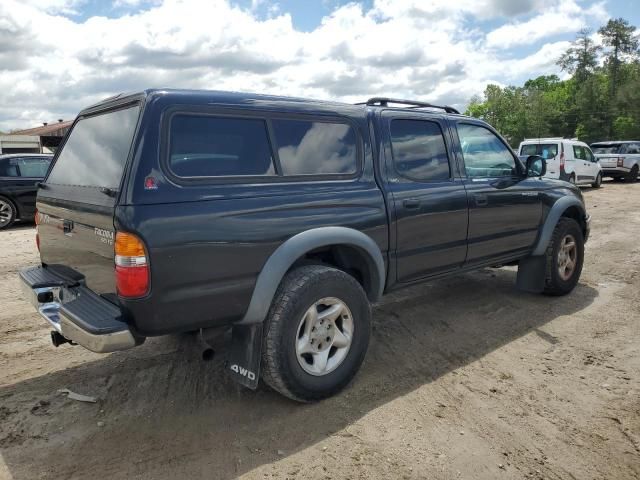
[[357, 97, 460, 114]]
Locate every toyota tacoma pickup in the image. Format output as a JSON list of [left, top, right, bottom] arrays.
[[19, 90, 590, 402]]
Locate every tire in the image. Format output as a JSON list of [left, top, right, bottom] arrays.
[[0, 196, 16, 230], [591, 172, 602, 188], [626, 164, 639, 182], [262, 265, 371, 402], [543, 217, 584, 296]]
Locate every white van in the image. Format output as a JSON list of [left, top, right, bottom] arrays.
[[519, 138, 602, 187]]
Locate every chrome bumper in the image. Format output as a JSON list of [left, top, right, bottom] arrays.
[[20, 269, 137, 353]]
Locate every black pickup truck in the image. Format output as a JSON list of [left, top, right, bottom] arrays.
[[20, 90, 590, 402]]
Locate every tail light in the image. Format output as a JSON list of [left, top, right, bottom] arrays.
[[617, 157, 624, 167], [34, 209, 40, 251], [114, 232, 149, 298], [559, 151, 565, 169]]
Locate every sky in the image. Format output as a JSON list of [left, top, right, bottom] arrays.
[[0, 0, 638, 131]]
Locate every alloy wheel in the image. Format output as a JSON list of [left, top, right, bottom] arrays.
[[0, 199, 13, 228], [557, 234, 577, 281], [295, 297, 354, 376]]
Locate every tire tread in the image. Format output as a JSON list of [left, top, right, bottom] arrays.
[[543, 217, 583, 296], [261, 265, 370, 402]]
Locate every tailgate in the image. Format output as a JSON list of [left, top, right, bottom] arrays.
[[596, 155, 619, 168], [37, 194, 117, 295], [36, 104, 141, 297]]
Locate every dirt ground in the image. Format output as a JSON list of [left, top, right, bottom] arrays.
[[1, 180, 639, 480]]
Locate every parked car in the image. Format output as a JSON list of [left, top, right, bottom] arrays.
[[590, 141, 640, 182], [518, 138, 602, 188], [0, 154, 53, 229], [20, 91, 590, 402]]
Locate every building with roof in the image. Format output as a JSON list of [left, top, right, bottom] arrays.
[[0, 119, 72, 154]]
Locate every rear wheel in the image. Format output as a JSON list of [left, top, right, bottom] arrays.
[[627, 164, 639, 182], [543, 218, 584, 296], [262, 265, 371, 402], [0, 196, 16, 230], [592, 172, 602, 188]]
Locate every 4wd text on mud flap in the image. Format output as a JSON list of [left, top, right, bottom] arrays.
[[230, 364, 256, 381]]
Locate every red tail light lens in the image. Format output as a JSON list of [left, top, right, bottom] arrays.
[[617, 157, 624, 167], [560, 151, 565, 168], [114, 232, 149, 298]]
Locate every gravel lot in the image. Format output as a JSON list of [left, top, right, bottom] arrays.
[[1, 180, 639, 480]]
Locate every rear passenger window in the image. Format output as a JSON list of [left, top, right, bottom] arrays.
[[390, 119, 450, 181], [626, 144, 640, 154], [271, 119, 357, 176], [169, 115, 275, 177], [17, 158, 50, 177]]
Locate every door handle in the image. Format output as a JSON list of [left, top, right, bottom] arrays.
[[402, 198, 421, 209], [475, 194, 488, 207]]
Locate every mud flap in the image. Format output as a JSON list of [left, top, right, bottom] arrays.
[[227, 323, 263, 389], [516, 256, 546, 293]]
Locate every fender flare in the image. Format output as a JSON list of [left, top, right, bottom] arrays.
[[531, 196, 586, 257], [238, 226, 385, 325]]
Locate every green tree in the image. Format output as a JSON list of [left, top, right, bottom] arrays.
[[465, 17, 640, 145], [557, 28, 601, 83], [612, 116, 640, 138], [599, 18, 639, 100]]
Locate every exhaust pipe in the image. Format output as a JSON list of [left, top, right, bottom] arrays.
[[197, 330, 215, 362]]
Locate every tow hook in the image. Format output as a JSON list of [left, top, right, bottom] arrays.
[[51, 331, 74, 347]]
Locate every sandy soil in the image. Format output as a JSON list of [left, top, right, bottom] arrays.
[[1, 180, 639, 480]]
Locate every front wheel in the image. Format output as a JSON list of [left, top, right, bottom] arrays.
[[592, 172, 602, 188], [261, 265, 371, 402], [543, 218, 584, 296]]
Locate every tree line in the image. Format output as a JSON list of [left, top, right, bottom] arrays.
[[465, 18, 640, 146]]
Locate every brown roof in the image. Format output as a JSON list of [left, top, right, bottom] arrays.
[[11, 120, 73, 137]]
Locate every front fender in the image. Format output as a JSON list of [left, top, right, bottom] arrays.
[[239, 226, 385, 326], [531, 196, 586, 257]]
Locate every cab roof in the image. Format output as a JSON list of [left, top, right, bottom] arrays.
[[81, 89, 466, 119]]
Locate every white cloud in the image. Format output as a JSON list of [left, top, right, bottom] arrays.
[[486, 0, 608, 48], [17, 0, 84, 14], [0, 0, 612, 131]]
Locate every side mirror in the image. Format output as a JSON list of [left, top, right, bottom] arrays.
[[526, 155, 546, 177]]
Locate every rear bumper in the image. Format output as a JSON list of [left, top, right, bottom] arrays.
[[19, 266, 140, 353], [602, 167, 630, 176]]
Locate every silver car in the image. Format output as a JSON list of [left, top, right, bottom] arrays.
[[591, 141, 640, 182]]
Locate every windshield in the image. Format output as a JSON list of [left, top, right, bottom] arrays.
[[520, 143, 558, 160], [47, 105, 140, 189], [591, 144, 622, 154]]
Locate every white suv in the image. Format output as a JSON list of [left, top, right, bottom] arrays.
[[519, 138, 603, 188], [590, 141, 640, 182]]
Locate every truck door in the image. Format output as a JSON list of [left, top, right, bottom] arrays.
[[381, 111, 468, 283], [451, 120, 542, 266]]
